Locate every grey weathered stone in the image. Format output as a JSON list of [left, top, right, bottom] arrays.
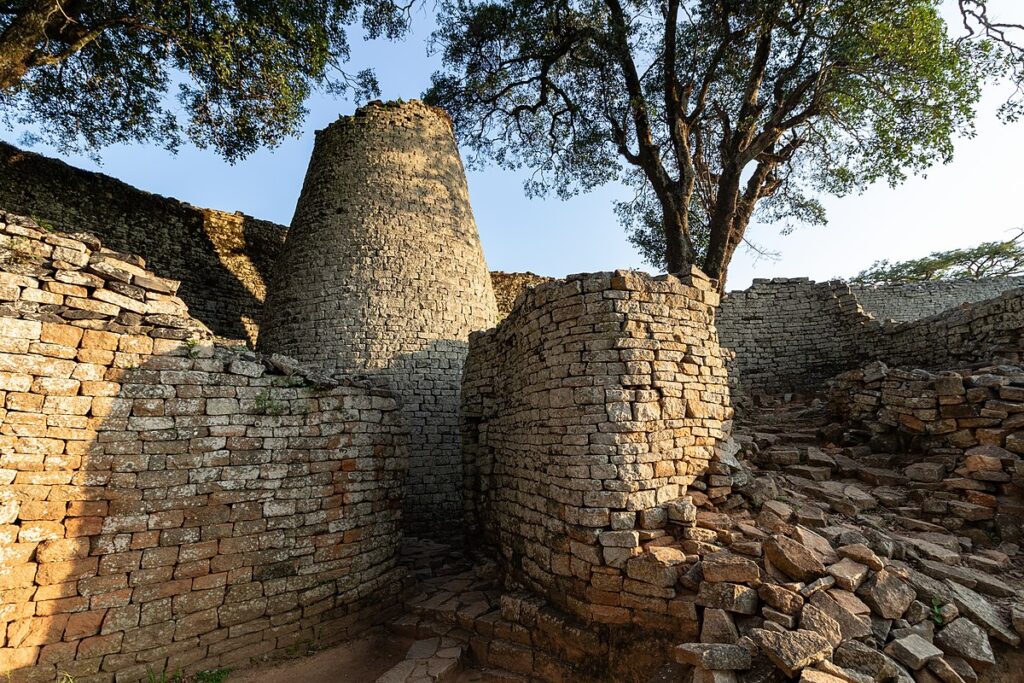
[[945, 581, 1021, 646], [856, 569, 916, 620], [765, 535, 827, 583], [750, 628, 833, 678], [934, 618, 995, 670], [697, 582, 760, 615], [673, 643, 753, 670], [883, 634, 942, 670]]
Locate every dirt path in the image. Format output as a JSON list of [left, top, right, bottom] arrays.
[[226, 631, 414, 683]]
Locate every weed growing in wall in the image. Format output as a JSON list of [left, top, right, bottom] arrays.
[[255, 387, 288, 415]]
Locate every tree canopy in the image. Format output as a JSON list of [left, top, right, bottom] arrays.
[[851, 230, 1024, 284], [425, 0, 1006, 288], [0, 1, 410, 161]]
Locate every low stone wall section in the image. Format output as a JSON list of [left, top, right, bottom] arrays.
[[0, 214, 407, 682], [462, 268, 732, 628], [716, 278, 873, 394], [719, 278, 1024, 394], [828, 360, 1024, 541], [0, 141, 286, 344], [850, 277, 1024, 322]]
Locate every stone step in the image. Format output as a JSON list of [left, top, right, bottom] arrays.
[[375, 636, 467, 683]]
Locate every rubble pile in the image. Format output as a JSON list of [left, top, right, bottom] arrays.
[[376, 398, 1024, 683], [828, 361, 1024, 543]]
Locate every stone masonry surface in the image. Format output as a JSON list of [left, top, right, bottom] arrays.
[[0, 213, 408, 682], [258, 100, 498, 542], [850, 277, 1024, 322], [717, 277, 1024, 395], [462, 268, 732, 628], [715, 278, 872, 395], [0, 141, 286, 344]]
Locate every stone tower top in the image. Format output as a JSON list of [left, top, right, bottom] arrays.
[[327, 99, 456, 137]]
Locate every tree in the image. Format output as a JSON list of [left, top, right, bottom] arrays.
[[0, 1, 410, 161], [425, 0, 1000, 289], [957, 1, 1024, 120], [851, 230, 1024, 284]]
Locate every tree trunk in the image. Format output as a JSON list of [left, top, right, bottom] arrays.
[[702, 165, 742, 286], [662, 201, 694, 274], [0, 0, 73, 90]]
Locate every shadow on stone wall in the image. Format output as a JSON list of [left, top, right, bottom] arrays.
[[0, 217, 406, 682], [1, 337, 408, 683], [0, 141, 286, 343], [389, 340, 470, 542]]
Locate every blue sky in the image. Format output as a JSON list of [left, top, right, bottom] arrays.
[[6, 5, 1024, 291]]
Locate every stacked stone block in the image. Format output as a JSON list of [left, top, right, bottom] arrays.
[[829, 361, 1024, 539], [0, 214, 407, 682], [462, 268, 732, 627], [716, 278, 873, 394], [0, 141, 286, 343], [718, 277, 1024, 395], [259, 100, 498, 541], [850, 277, 1024, 322]]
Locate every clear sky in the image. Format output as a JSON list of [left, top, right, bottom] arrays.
[[6, 5, 1024, 291]]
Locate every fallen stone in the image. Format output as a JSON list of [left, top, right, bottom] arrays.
[[809, 591, 872, 640], [800, 576, 836, 598], [799, 603, 843, 647], [701, 608, 740, 644], [673, 643, 753, 670], [883, 633, 942, 670], [934, 618, 995, 670], [667, 497, 697, 524], [794, 527, 839, 564], [943, 656, 978, 683], [945, 580, 1020, 646], [625, 546, 686, 587], [697, 582, 759, 615], [763, 607, 797, 629], [702, 554, 761, 584], [857, 569, 916, 620], [750, 628, 833, 678], [927, 657, 968, 683], [765, 535, 826, 583], [758, 583, 804, 615], [1012, 603, 1024, 638], [837, 544, 884, 571], [834, 640, 902, 682], [827, 558, 869, 592]]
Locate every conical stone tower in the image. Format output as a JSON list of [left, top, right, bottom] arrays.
[[259, 100, 498, 541]]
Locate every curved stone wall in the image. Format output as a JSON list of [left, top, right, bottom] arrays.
[[717, 277, 1024, 395], [462, 269, 732, 627], [850, 277, 1024, 322], [716, 278, 874, 394], [259, 100, 498, 540], [0, 214, 407, 682]]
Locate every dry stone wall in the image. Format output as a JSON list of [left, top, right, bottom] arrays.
[[716, 278, 873, 395], [828, 361, 1024, 542], [719, 277, 1024, 395], [851, 277, 1024, 322], [489, 271, 555, 319], [259, 101, 498, 542], [0, 141, 286, 343], [462, 268, 732, 629], [0, 214, 407, 682]]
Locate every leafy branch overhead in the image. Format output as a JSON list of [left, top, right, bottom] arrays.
[[0, 0, 413, 161], [426, 0, 1008, 288], [852, 229, 1024, 284]]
